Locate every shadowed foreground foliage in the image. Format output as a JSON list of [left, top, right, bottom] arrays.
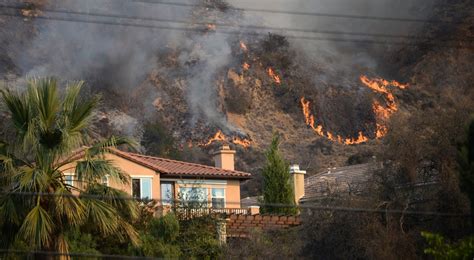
[[0, 78, 139, 255]]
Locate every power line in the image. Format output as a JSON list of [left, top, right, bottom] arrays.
[[0, 11, 471, 48], [1, 4, 466, 42], [131, 0, 465, 24], [1, 191, 470, 217]]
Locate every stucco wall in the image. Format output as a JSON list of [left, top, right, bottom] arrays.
[[59, 153, 243, 207], [226, 180, 241, 208], [293, 173, 305, 204], [58, 153, 160, 200], [104, 153, 160, 200]]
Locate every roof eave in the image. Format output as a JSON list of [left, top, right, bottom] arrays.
[[160, 173, 252, 180]]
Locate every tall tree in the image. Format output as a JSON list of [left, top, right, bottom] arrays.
[[458, 119, 474, 226], [261, 133, 296, 214], [0, 78, 140, 256]]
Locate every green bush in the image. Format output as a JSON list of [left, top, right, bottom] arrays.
[[149, 213, 180, 242], [66, 229, 101, 256], [142, 122, 181, 159], [422, 232, 474, 259], [178, 217, 223, 259]]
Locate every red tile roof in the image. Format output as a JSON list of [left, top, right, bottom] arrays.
[[109, 149, 251, 179]]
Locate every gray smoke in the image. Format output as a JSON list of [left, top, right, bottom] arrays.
[[230, 0, 438, 82], [4, 0, 440, 131], [17, 0, 190, 91]]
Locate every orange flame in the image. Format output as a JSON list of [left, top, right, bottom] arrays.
[[240, 41, 248, 52], [375, 123, 388, 139], [267, 68, 281, 84], [360, 75, 408, 139], [232, 137, 251, 148], [243, 62, 250, 70], [300, 97, 369, 145], [201, 130, 226, 146], [199, 130, 251, 148], [372, 100, 392, 120]]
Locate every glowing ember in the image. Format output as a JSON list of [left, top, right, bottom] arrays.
[[206, 24, 216, 31], [300, 97, 369, 145], [243, 62, 250, 70], [240, 41, 248, 52], [21, 9, 42, 17], [267, 68, 281, 84], [199, 130, 251, 148]]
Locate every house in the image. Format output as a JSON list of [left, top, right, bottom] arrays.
[[241, 163, 375, 210], [60, 145, 251, 209], [298, 163, 374, 204]]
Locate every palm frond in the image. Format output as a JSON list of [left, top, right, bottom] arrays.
[[14, 166, 49, 192], [27, 78, 60, 131], [0, 89, 33, 144], [59, 81, 100, 154], [17, 205, 53, 249], [56, 233, 70, 260], [83, 198, 120, 236], [86, 136, 137, 158], [53, 187, 87, 226], [0, 194, 21, 225], [75, 158, 130, 185], [63, 81, 100, 134], [85, 184, 138, 219], [117, 219, 141, 246]]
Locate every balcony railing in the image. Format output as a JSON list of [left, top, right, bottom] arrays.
[[170, 207, 251, 219]]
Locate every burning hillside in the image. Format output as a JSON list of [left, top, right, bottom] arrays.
[[299, 75, 408, 144], [0, 0, 473, 187], [198, 130, 251, 148]]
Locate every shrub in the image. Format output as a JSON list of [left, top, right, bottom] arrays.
[[142, 121, 181, 159], [422, 232, 474, 259]]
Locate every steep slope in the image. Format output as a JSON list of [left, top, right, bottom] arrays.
[[0, 0, 473, 197]]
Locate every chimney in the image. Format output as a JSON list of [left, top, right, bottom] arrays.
[[290, 164, 306, 204], [213, 145, 236, 171]]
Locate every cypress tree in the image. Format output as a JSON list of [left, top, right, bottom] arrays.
[[261, 133, 297, 214]]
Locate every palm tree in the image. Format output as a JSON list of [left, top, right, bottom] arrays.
[[0, 78, 140, 257]]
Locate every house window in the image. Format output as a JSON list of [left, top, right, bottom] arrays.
[[161, 182, 175, 205], [179, 187, 207, 207], [211, 188, 225, 208], [64, 174, 74, 187], [132, 177, 152, 199]]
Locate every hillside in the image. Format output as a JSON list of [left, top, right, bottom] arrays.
[[0, 0, 473, 196]]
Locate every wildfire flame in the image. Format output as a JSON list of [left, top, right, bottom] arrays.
[[267, 68, 281, 84], [199, 130, 251, 148], [360, 75, 408, 139], [240, 41, 248, 52], [375, 123, 388, 139], [243, 62, 250, 70], [300, 97, 369, 145]]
